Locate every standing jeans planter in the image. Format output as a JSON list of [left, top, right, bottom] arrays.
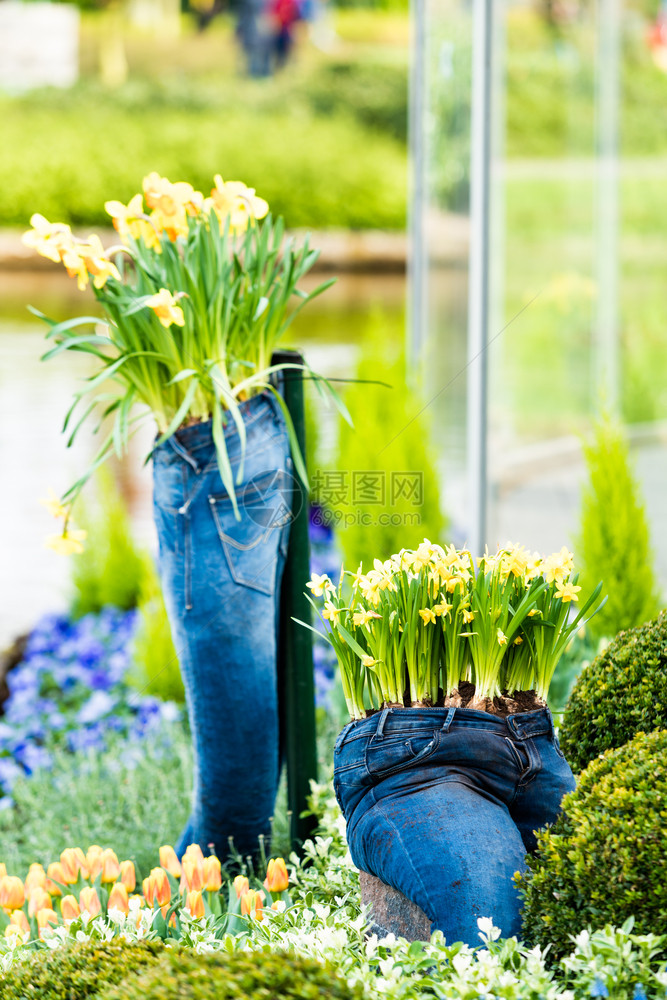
[[334, 704, 576, 946], [153, 392, 292, 860]]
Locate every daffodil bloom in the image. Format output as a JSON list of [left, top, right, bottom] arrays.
[[322, 601, 341, 621], [77, 235, 121, 290], [143, 172, 202, 241], [145, 288, 186, 328], [461, 608, 475, 624], [419, 608, 436, 625], [61, 247, 89, 291], [44, 526, 87, 555], [208, 175, 269, 234], [306, 573, 332, 597], [432, 601, 452, 617], [497, 629, 508, 646], [555, 581, 581, 603], [352, 608, 380, 628], [513, 636, 524, 646], [22, 214, 73, 263], [40, 489, 69, 520], [361, 655, 378, 668]]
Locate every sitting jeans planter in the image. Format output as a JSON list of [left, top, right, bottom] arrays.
[[153, 392, 292, 859], [333, 704, 575, 946]]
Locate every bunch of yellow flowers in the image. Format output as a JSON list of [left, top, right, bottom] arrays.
[[306, 540, 604, 719]]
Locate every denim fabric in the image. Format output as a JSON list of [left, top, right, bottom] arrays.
[[152, 392, 292, 860], [333, 705, 575, 946]]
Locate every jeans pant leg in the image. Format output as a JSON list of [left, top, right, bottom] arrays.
[[334, 707, 564, 947], [153, 394, 292, 860]]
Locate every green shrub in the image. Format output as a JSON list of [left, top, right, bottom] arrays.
[[559, 611, 667, 771], [575, 415, 663, 641], [128, 565, 185, 705], [0, 939, 164, 1000], [519, 730, 667, 958], [305, 61, 407, 142], [332, 317, 446, 570], [71, 467, 151, 617], [101, 948, 364, 1000]]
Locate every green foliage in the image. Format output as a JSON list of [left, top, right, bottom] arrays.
[[332, 319, 446, 571], [71, 467, 151, 617], [101, 947, 363, 1000], [0, 92, 406, 230], [127, 566, 185, 705], [575, 415, 662, 640], [0, 940, 165, 1000], [0, 725, 192, 880], [519, 730, 667, 958], [305, 61, 407, 142], [559, 611, 667, 771]]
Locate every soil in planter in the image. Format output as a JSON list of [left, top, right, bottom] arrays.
[[364, 683, 545, 718]]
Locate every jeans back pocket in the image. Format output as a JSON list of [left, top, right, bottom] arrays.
[[366, 731, 438, 780]]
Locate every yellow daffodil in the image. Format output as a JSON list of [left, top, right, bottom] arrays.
[[145, 288, 186, 328], [419, 608, 436, 625], [40, 489, 69, 520], [461, 608, 475, 624], [142, 172, 202, 242], [322, 601, 341, 622], [432, 601, 452, 617], [207, 175, 269, 234], [22, 214, 73, 263], [352, 608, 380, 627], [497, 629, 508, 646], [44, 528, 87, 555], [555, 581, 581, 603], [361, 655, 379, 668], [77, 235, 121, 290], [306, 573, 332, 597], [61, 247, 89, 291], [513, 636, 523, 645]]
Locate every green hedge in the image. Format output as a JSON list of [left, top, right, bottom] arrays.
[[519, 730, 667, 959], [101, 948, 364, 1000], [0, 939, 165, 1000], [0, 88, 407, 231], [559, 612, 667, 772]]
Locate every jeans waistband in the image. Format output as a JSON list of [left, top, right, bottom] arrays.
[[341, 705, 554, 742]]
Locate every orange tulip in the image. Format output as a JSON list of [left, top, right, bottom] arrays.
[[60, 848, 88, 883], [86, 846, 104, 881], [240, 889, 263, 921], [181, 857, 204, 893], [264, 858, 289, 894], [159, 845, 181, 878], [79, 886, 102, 917], [233, 875, 249, 898], [186, 890, 205, 919], [0, 863, 7, 879], [9, 910, 30, 934], [100, 849, 121, 884], [0, 875, 25, 910], [182, 844, 205, 865], [37, 908, 58, 937], [120, 860, 136, 893], [5, 924, 26, 940], [143, 868, 170, 908], [24, 863, 47, 897], [202, 856, 222, 892], [108, 882, 129, 915], [28, 887, 52, 918], [45, 862, 66, 896], [60, 894, 81, 922]]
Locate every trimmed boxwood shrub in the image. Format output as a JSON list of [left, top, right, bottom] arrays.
[[518, 730, 667, 958], [559, 611, 667, 772], [100, 948, 365, 1000], [0, 939, 164, 1000]]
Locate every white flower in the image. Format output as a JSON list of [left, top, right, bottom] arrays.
[[477, 916, 501, 941]]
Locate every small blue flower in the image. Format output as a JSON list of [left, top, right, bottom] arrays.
[[633, 985, 647, 1000], [590, 978, 609, 998]]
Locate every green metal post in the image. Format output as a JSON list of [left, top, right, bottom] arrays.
[[272, 350, 318, 851]]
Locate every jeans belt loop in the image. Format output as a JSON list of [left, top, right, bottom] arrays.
[[441, 706, 456, 732], [167, 434, 200, 473], [376, 706, 391, 739], [545, 704, 556, 737]]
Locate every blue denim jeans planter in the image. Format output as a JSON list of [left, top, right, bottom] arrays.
[[333, 705, 575, 946], [152, 392, 292, 860]]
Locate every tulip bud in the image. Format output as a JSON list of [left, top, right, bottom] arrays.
[[9, 910, 30, 934], [240, 889, 263, 921], [159, 845, 182, 878], [144, 868, 170, 908], [86, 846, 104, 881], [120, 860, 136, 893], [0, 875, 25, 910], [142, 875, 154, 907], [60, 848, 88, 883], [79, 886, 102, 917], [28, 887, 52, 918], [107, 882, 129, 915], [5, 924, 25, 940], [37, 908, 58, 937], [186, 890, 205, 919], [182, 857, 204, 893], [202, 856, 222, 892], [182, 844, 204, 865], [45, 862, 66, 896], [24, 864, 46, 897], [264, 858, 289, 894], [100, 849, 121, 884], [233, 875, 249, 898], [60, 894, 81, 922]]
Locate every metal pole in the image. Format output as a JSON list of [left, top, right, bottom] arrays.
[[272, 350, 318, 853], [466, 0, 494, 558], [595, 0, 621, 413], [407, 0, 427, 372]]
